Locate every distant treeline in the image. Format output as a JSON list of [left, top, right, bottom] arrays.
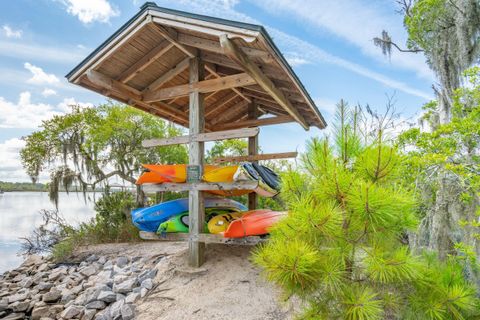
[[0, 181, 47, 192]]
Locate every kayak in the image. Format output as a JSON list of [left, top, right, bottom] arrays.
[[234, 163, 279, 197], [207, 212, 244, 234], [222, 210, 287, 238], [142, 164, 218, 183], [203, 165, 252, 196], [135, 171, 169, 185], [131, 198, 247, 232], [157, 208, 238, 234]]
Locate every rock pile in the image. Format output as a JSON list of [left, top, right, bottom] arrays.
[[0, 254, 158, 320]]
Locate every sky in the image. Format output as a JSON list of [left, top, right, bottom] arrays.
[[0, 0, 435, 182]]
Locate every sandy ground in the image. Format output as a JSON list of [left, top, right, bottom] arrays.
[[77, 241, 297, 320]]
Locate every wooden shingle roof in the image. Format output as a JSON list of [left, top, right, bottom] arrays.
[[66, 2, 326, 131]]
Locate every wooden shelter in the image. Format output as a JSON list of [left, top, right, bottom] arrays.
[[67, 2, 326, 267]]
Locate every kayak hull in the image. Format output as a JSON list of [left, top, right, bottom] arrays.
[[222, 210, 287, 238]]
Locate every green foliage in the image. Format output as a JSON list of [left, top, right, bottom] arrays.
[[206, 139, 248, 162], [0, 181, 46, 192], [20, 102, 188, 206], [253, 101, 479, 319]]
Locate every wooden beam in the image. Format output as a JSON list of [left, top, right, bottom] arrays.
[[143, 73, 255, 102], [219, 35, 309, 130], [142, 127, 259, 147], [178, 33, 273, 63], [86, 69, 142, 100], [205, 91, 239, 118], [117, 41, 174, 83], [152, 23, 196, 57], [142, 57, 190, 92], [142, 180, 259, 192], [188, 56, 205, 267], [215, 115, 294, 130], [205, 63, 251, 103], [139, 231, 266, 245], [210, 100, 249, 125], [248, 103, 258, 211], [213, 152, 298, 164]]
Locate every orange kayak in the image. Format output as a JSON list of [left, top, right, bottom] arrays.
[[222, 210, 287, 238], [135, 171, 169, 185], [142, 164, 218, 183]]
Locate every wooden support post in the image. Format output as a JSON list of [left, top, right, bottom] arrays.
[[188, 55, 206, 267], [248, 102, 258, 210]]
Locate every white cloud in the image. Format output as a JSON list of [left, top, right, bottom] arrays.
[[251, 0, 433, 80], [285, 53, 311, 67], [0, 138, 28, 182], [24, 63, 60, 85], [60, 0, 120, 24], [57, 97, 93, 113], [42, 88, 57, 97], [0, 92, 62, 129], [0, 40, 86, 64], [314, 97, 337, 115], [2, 25, 22, 39]]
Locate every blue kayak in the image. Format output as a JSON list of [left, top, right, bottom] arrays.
[[131, 198, 247, 232]]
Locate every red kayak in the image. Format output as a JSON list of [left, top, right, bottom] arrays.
[[222, 210, 287, 238]]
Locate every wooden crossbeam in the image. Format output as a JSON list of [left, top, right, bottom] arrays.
[[205, 63, 251, 103], [152, 23, 196, 57], [213, 152, 298, 164], [210, 100, 249, 125], [139, 231, 265, 245], [215, 115, 294, 130], [117, 41, 174, 83], [142, 57, 190, 92], [143, 73, 255, 102], [142, 127, 259, 147], [219, 35, 309, 130], [205, 91, 239, 118], [142, 180, 259, 192], [87, 70, 142, 100], [178, 33, 273, 63]]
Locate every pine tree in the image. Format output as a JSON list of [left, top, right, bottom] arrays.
[[253, 101, 479, 319]]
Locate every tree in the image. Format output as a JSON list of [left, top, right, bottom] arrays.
[[374, 0, 480, 124], [21, 102, 188, 206], [253, 101, 479, 319]]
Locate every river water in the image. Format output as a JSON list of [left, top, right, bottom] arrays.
[[0, 192, 96, 273]]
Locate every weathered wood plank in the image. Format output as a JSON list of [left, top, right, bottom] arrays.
[[219, 35, 309, 130], [139, 231, 266, 245], [152, 23, 196, 57], [215, 115, 294, 130], [142, 127, 259, 147], [117, 41, 174, 83], [204, 63, 251, 104], [86, 69, 142, 100], [142, 57, 190, 92], [248, 103, 258, 210], [143, 73, 255, 102], [142, 180, 259, 192], [213, 152, 298, 164]]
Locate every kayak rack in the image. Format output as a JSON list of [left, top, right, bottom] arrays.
[[142, 181, 259, 192], [139, 231, 266, 245]]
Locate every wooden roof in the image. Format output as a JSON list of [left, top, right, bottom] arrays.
[[66, 2, 326, 131]]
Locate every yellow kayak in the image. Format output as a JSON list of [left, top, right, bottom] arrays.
[[203, 166, 252, 196]]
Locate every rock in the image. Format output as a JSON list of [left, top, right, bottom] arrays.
[[85, 285, 110, 304], [2, 312, 25, 320], [103, 260, 113, 270], [0, 298, 8, 311], [113, 275, 128, 285], [121, 304, 135, 320], [85, 300, 106, 310], [97, 291, 116, 303], [43, 289, 61, 303], [116, 293, 125, 302], [116, 257, 129, 268], [32, 272, 45, 285], [86, 254, 99, 262], [19, 277, 33, 288], [48, 268, 67, 281], [125, 292, 140, 304], [80, 265, 98, 277], [140, 288, 148, 298], [60, 305, 83, 319], [8, 292, 28, 303], [113, 278, 136, 294], [37, 263, 49, 273], [138, 269, 157, 283], [109, 299, 124, 319], [61, 289, 76, 304], [82, 308, 97, 320], [141, 278, 153, 290], [21, 255, 43, 267], [11, 300, 30, 312], [32, 305, 55, 320], [98, 256, 107, 265], [11, 274, 25, 282], [36, 282, 53, 291]]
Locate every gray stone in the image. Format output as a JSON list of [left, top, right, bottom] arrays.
[[19, 277, 33, 288], [80, 265, 98, 277], [141, 278, 153, 290], [85, 285, 110, 304], [32, 272, 45, 285], [113, 274, 128, 285], [43, 289, 61, 303], [82, 308, 97, 320], [48, 268, 67, 281], [11, 274, 25, 283], [8, 292, 28, 303], [97, 291, 116, 303], [37, 263, 49, 273], [85, 300, 106, 310], [0, 298, 8, 311], [103, 260, 113, 269], [113, 278, 136, 294], [2, 312, 25, 320], [60, 305, 84, 319], [140, 287, 148, 298], [125, 292, 140, 304], [86, 254, 99, 262], [61, 289, 76, 304], [132, 287, 141, 294], [36, 282, 53, 291], [109, 299, 124, 319], [116, 257, 129, 268], [11, 300, 30, 312], [138, 269, 157, 283], [116, 293, 125, 302], [21, 255, 43, 267], [97, 256, 107, 265], [121, 304, 135, 320]]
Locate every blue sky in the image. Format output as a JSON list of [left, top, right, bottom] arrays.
[[0, 0, 434, 182]]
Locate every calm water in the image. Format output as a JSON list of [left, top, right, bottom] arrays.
[[0, 192, 96, 273]]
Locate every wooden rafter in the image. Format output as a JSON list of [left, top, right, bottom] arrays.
[[143, 73, 255, 102], [151, 23, 196, 57], [219, 35, 309, 130], [205, 63, 251, 103], [215, 115, 294, 130], [210, 100, 249, 125], [142, 57, 190, 92], [117, 41, 174, 83], [205, 91, 238, 117]]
